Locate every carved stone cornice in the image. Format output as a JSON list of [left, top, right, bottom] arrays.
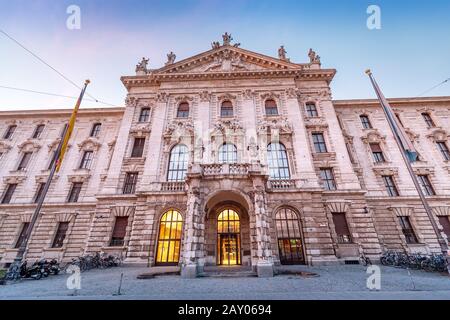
[[260, 91, 281, 101], [130, 124, 151, 138], [372, 166, 398, 176], [67, 174, 91, 183], [304, 117, 328, 130], [164, 120, 195, 137], [17, 139, 41, 153], [48, 138, 71, 152], [35, 174, 59, 184], [257, 117, 293, 135], [174, 95, 194, 103], [361, 129, 386, 144], [3, 175, 27, 184], [217, 93, 237, 102], [411, 166, 435, 175], [78, 137, 102, 151], [426, 128, 449, 142]]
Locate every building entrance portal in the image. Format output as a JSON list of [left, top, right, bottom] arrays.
[[217, 209, 241, 266]]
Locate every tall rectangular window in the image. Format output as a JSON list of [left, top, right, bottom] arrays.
[[90, 123, 102, 137], [15, 222, 30, 249], [398, 216, 418, 244], [79, 151, 94, 169], [417, 175, 435, 196], [52, 222, 69, 248], [437, 142, 450, 161], [421, 113, 435, 128], [123, 172, 138, 194], [32, 124, 45, 139], [139, 108, 150, 122], [332, 213, 352, 244], [110, 216, 128, 246], [17, 152, 32, 171], [33, 183, 45, 204], [131, 138, 145, 158], [382, 175, 399, 197], [3, 125, 17, 139], [312, 133, 328, 153], [48, 150, 57, 170], [320, 168, 337, 191], [395, 113, 404, 127], [1, 184, 17, 204], [67, 182, 83, 203], [438, 216, 450, 240], [370, 143, 385, 163], [305, 103, 318, 117], [360, 115, 372, 129]]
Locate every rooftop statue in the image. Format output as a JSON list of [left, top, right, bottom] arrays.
[[135, 57, 149, 74], [308, 48, 321, 64], [166, 51, 176, 65]]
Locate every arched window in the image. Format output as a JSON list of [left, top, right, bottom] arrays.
[[275, 208, 304, 265], [218, 143, 237, 163], [220, 100, 234, 117], [167, 144, 189, 182], [265, 99, 278, 116], [267, 142, 290, 180], [177, 102, 190, 118], [156, 210, 183, 265], [217, 209, 241, 265]]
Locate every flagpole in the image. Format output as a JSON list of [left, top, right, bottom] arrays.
[[366, 70, 450, 274], [5, 80, 90, 281]]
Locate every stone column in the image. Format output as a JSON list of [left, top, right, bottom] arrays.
[[181, 177, 205, 278], [252, 177, 274, 277], [101, 97, 136, 194]]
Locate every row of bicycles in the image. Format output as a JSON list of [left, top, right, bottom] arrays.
[[380, 251, 448, 273], [66, 252, 123, 272]]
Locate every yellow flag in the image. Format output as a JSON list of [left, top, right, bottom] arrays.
[[56, 80, 90, 172]]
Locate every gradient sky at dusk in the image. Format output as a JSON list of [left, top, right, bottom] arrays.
[[0, 0, 449, 110]]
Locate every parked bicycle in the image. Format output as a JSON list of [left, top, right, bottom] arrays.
[[381, 250, 448, 273]]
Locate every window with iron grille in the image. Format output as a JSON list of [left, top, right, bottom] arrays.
[[370, 143, 385, 163], [110, 216, 128, 246], [32, 124, 45, 139], [67, 182, 83, 203], [177, 102, 190, 118], [437, 142, 450, 161], [79, 151, 94, 169], [421, 113, 435, 128], [267, 142, 290, 180], [139, 108, 150, 122], [312, 133, 328, 153], [17, 152, 32, 171], [33, 183, 45, 204], [332, 213, 352, 244], [438, 216, 450, 240], [360, 115, 372, 129], [320, 168, 337, 191], [167, 145, 189, 182], [305, 103, 318, 117], [265, 99, 278, 116], [220, 101, 234, 117], [417, 175, 435, 196], [382, 175, 399, 197], [90, 123, 102, 137], [52, 222, 69, 248], [3, 125, 16, 139], [218, 143, 238, 163], [1, 184, 17, 204], [123, 172, 138, 194], [131, 138, 145, 158], [15, 222, 30, 249], [398, 216, 418, 244]]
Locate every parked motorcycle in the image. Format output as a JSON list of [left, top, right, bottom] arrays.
[[20, 261, 43, 280]]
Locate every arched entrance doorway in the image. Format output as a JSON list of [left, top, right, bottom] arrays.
[[217, 209, 241, 266], [275, 207, 305, 265], [155, 210, 183, 266]]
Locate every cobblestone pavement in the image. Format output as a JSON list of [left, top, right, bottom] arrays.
[[0, 265, 449, 300]]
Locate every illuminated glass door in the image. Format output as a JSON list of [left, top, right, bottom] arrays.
[[217, 209, 241, 266], [156, 210, 183, 266]]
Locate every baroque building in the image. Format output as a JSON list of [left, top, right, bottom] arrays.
[[1, 34, 450, 277]]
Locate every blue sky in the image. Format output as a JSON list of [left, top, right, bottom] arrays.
[[0, 0, 449, 110]]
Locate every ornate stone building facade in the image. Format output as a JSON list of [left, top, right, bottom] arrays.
[[1, 35, 450, 277]]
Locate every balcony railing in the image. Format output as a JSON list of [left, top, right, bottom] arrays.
[[161, 182, 186, 192], [267, 179, 296, 190], [201, 163, 250, 176]]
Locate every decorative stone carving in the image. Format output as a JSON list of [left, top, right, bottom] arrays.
[[164, 120, 195, 137], [325, 201, 351, 213], [217, 93, 237, 102], [242, 89, 256, 100], [285, 88, 299, 99], [308, 48, 321, 64], [211, 41, 221, 49], [17, 139, 41, 153], [3, 175, 26, 184], [214, 119, 243, 133], [427, 128, 449, 142], [78, 137, 102, 151], [166, 52, 176, 65], [361, 130, 386, 144], [199, 91, 211, 102], [130, 125, 151, 138], [135, 57, 149, 75], [260, 91, 281, 101], [125, 96, 138, 108], [175, 95, 194, 103], [412, 166, 435, 175], [156, 92, 169, 103], [405, 128, 420, 142], [112, 206, 135, 217], [257, 117, 293, 135], [0, 141, 12, 152], [222, 32, 233, 46], [35, 174, 59, 184], [67, 174, 90, 183]]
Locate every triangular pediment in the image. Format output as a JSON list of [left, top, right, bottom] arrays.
[[154, 46, 304, 75]]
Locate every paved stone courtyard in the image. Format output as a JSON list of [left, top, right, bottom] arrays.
[[0, 265, 449, 300]]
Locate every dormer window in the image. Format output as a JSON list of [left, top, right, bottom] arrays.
[[177, 102, 190, 118], [265, 99, 278, 116], [90, 123, 102, 138], [221, 101, 234, 117]]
